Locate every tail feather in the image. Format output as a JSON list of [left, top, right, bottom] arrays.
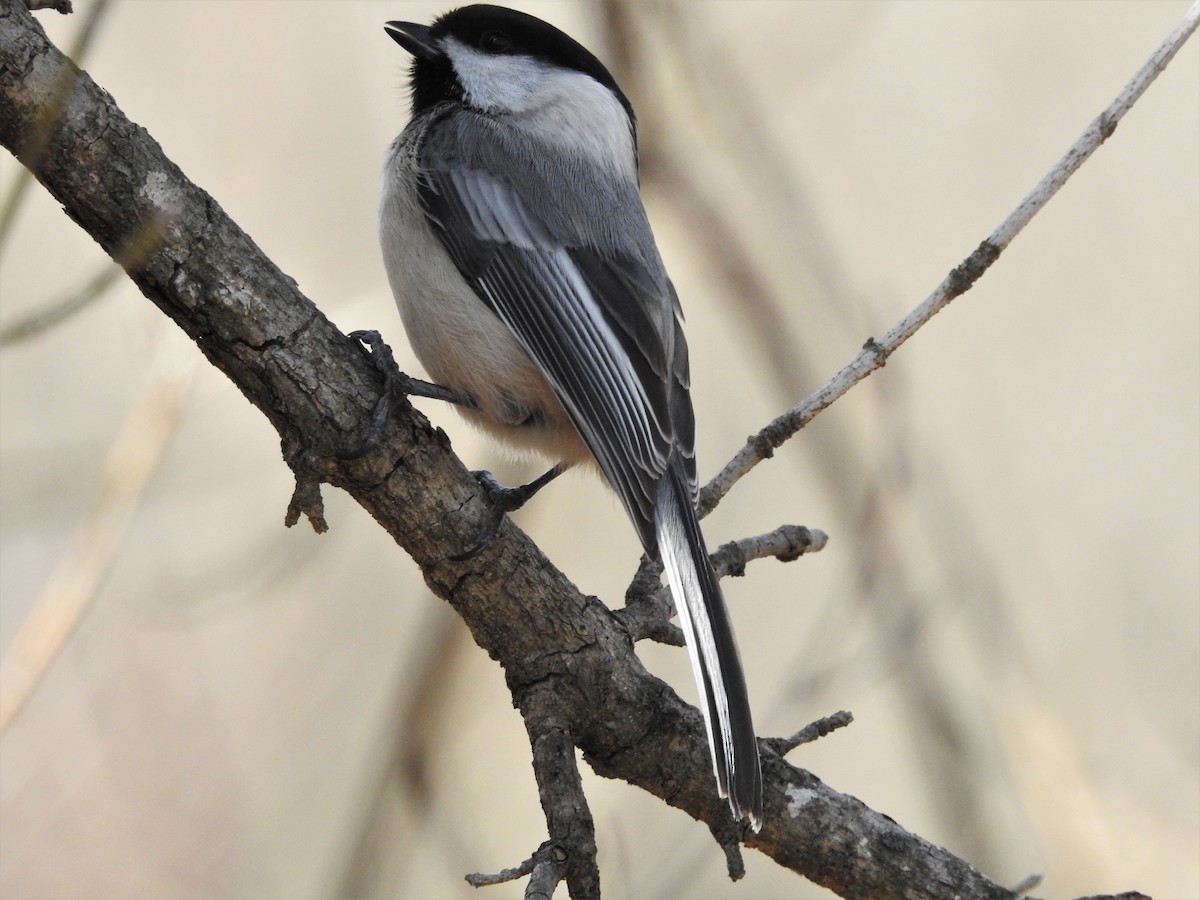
[[655, 457, 763, 830]]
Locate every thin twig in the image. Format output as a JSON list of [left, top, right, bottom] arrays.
[[466, 849, 539, 888], [700, 0, 1200, 517], [711, 525, 828, 577], [25, 0, 72, 12], [0, 205, 172, 346], [1011, 873, 1043, 895], [765, 711, 855, 757], [618, 525, 827, 644], [465, 849, 568, 892], [0, 262, 119, 345]]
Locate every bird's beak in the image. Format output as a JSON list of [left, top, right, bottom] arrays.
[[384, 21, 442, 61]]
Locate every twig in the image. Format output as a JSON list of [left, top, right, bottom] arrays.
[[521, 715, 599, 896], [25, 0, 72, 12], [764, 711, 855, 757], [700, 0, 1200, 517], [466, 842, 574, 896], [1011, 873, 1043, 895], [466, 847, 540, 887], [284, 474, 328, 533], [617, 525, 827, 644], [711, 525, 828, 577]]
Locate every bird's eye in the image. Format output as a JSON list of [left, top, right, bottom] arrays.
[[480, 30, 512, 53]]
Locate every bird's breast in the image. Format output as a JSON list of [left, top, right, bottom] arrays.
[[379, 134, 591, 467]]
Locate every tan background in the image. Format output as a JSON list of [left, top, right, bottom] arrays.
[[1, 1, 1197, 897]]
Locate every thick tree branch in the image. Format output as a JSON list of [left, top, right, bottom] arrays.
[[0, 2, 1166, 897]]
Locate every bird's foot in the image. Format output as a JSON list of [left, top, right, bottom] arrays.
[[451, 465, 566, 561], [341, 329, 469, 459]]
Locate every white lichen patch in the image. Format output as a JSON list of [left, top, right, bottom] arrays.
[[785, 785, 818, 817], [139, 170, 184, 216]]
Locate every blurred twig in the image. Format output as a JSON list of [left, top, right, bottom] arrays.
[[0, 261, 120, 345], [0, 189, 170, 349], [0, 323, 197, 730]]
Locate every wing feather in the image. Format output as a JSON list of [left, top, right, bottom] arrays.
[[417, 109, 689, 549]]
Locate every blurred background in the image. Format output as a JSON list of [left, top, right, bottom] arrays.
[[1, 1, 1196, 897]]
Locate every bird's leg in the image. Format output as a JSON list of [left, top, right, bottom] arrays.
[[341, 329, 474, 459], [451, 463, 567, 562], [343, 329, 564, 559]]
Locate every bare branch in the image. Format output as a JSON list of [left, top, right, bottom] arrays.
[[0, 1, 1178, 896], [765, 711, 855, 757], [524, 723, 600, 897], [711, 525, 828, 576], [617, 525, 827, 645], [699, 0, 1200, 517], [23, 0, 70, 16], [466, 847, 539, 888]]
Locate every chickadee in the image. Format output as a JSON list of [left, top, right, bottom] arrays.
[[378, 4, 763, 830]]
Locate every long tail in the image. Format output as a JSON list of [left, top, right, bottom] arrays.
[[655, 456, 763, 830]]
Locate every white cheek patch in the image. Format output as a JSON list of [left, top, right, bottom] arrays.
[[444, 37, 549, 113], [442, 37, 636, 180]]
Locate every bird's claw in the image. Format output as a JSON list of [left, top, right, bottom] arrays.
[[450, 466, 565, 561], [341, 331, 409, 459], [450, 470, 535, 561], [341, 330, 468, 459]]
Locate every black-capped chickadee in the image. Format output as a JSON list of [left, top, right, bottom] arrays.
[[378, 4, 763, 830]]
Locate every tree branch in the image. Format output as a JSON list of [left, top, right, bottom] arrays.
[[522, 720, 600, 897], [698, 0, 1200, 517], [0, 1, 1177, 897], [22, 0, 70, 16]]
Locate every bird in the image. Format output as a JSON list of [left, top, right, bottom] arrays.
[[375, 3, 763, 830]]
